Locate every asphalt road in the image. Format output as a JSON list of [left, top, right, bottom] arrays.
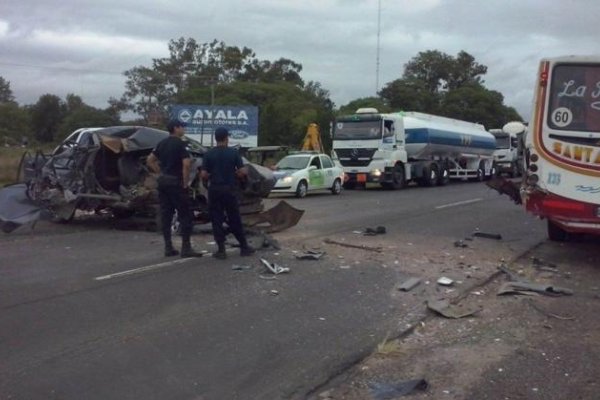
[[0, 181, 548, 399]]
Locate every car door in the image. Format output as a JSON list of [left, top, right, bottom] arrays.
[[307, 155, 325, 190], [320, 155, 336, 188]]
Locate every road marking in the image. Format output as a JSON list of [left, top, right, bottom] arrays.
[[94, 258, 192, 281], [435, 198, 483, 210]]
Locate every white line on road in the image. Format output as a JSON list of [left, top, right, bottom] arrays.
[[94, 258, 193, 281], [435, 198, 483, 210]]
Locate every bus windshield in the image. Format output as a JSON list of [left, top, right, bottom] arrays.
[[548, 64, 600, 132], [334, 121, 382, 140]]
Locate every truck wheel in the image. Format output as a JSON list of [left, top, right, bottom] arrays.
[[391, 164, 405, 190], [295, 180, 308, 198], [331, 179, 342, 195], [437, 165, 450, 186], [421, 165, 437, 187], [547, 220, 568, 241]]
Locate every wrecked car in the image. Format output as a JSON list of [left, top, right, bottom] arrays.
[[1, 126, 303, 233]]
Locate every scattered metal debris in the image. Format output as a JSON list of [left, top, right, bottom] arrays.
[[472, 231, 503, 240], [498, 281, 573, 296], [231, 264, 252, 271], [532, 257, 560, 273], [369, 379, 428, 399], [270, 289, 279, 296], [454, 240, 468, 248], [427, 299, 482, 319], [323, 238, 382, 252], [525, 298, 575, 320], [260, 258, 290, 275], [363, 226, 386, 236], [437, 277, 454, 286], [295, 250, 325, 260], [486, 177, 522, 204], [398, 277, 421, 292]]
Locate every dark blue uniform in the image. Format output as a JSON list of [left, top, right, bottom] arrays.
[[202, 147, 248, 249], [152, 136, 193, 245]]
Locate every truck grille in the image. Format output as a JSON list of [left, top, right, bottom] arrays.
[[336, 148, 377, 167]]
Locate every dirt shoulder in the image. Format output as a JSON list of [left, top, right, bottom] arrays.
[[308, 236, 600, 400]]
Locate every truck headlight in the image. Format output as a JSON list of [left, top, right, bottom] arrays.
[[371, 169, 382, 177]]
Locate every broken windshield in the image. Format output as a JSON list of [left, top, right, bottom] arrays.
[[334, 120, 382, 140]]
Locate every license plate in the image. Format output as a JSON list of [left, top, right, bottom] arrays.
[[357, 174, 366, 183]]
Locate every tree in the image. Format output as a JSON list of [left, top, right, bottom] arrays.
[[58, 105, 120, 139], [378, 50, 521, 126], [0, 76, 15, 103], [0, 102, 31, 143], [30, 94, 64, 143], [120, 38, 311, 122], [337, 97, 391, 116]]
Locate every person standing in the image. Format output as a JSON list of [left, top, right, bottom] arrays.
[[201, 127, 255, 259], [147, 120, 203, 258]]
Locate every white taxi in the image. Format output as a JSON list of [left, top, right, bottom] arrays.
[[271, 152, 344, 198]]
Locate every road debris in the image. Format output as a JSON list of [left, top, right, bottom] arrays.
[[232, 264, 252, 271], [363, 226, 386, 236], [427, 298, 482, 319], [260, 258, 290, 275], [269, 289, 279, 296], [437, 277, 454, 286], [526, 299, 575, 320], [454, 240, 469, 248], [323, 238, 382, 252], [472, 231, 503, 240], [368, 378, 428, 399], [398, 277, 421, 292], [498, 281, 573, 296], [295, 250, 325, 260], [532, 257, 560, 273]]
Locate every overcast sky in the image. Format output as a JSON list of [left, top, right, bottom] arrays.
[[1, 0, 598, 123]]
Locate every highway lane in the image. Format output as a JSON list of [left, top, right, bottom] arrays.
[[0, 181, 547, 399]]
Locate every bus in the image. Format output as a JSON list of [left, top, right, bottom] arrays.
[[523, 55, 600, 240]]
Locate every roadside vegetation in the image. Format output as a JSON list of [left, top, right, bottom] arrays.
[[0, 146, 26, 187]]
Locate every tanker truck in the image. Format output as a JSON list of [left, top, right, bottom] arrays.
[[332, 109, 496, 189]]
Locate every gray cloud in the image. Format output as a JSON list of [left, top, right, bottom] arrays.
[[1, 0, 598, 123]]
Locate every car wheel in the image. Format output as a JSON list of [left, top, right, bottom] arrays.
[[331, 179, 342, 195], [295, 180, 308, 198]]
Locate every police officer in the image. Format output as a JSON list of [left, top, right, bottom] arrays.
[[201, 127, 255, 259], [147, 120, 203, 258]]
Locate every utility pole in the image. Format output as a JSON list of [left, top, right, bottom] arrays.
[[376, 0, 381, 94]]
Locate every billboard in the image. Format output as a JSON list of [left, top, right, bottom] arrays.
[[170, 104, 259, 147]]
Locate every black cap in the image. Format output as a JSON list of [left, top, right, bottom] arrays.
[[214, 127, 229, 142], [167, 119, 186, 133]]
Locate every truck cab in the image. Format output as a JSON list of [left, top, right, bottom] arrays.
[[490, 121, 526, 178]]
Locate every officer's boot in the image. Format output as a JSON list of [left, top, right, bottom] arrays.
[[239, 239, 255, 257], [164, 239, 179, 257], [180, 236, 203, 258], [212, 242, 227, 260]]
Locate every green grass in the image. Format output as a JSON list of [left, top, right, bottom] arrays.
[[0, 146, 30, 187]]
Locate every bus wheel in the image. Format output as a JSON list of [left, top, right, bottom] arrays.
[[547, 220, 568, 242]]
